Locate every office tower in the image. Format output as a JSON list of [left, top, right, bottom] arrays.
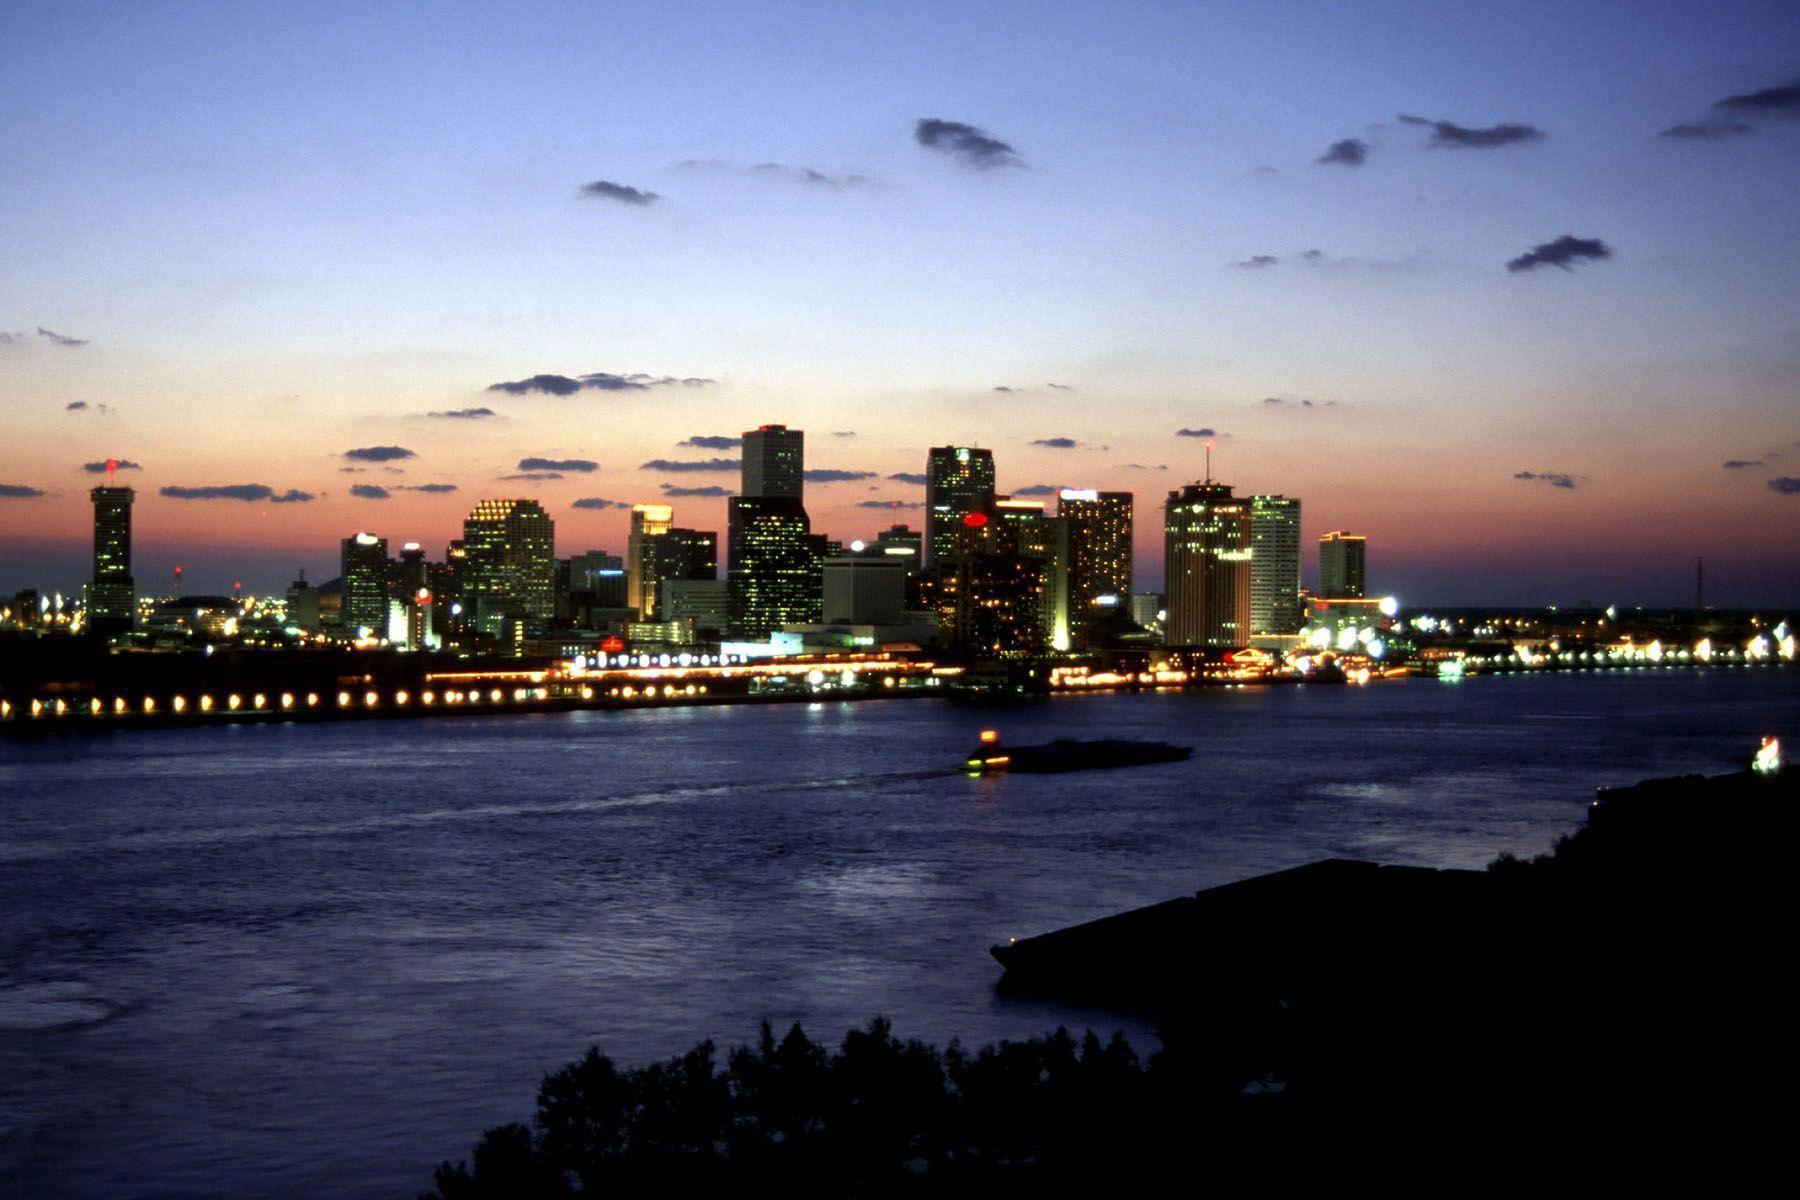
[[933, 514, 1046, 656], [85, 480, 136, 635], [661, 578, 730, 639], [660, 528, 717, 581], [339, 532, 390, 636], [871, 524, 924, 576], [1319, 530, 1367, 599], [626, 504, 674, 618], [822, 557, 906, 624], [285, 573, 321, 630], [393, 542, 429, 596], [1058, 488, 1133, 617], [742, 423, 804, 500], [727, 495, 817, 638], [1163, 482, 1253, 648], [924, 446, 996, 568], [1250, 495, 1303, 634], [566, 550, 628, 609], [1130, 592, 1163, 630], [461, 499, 556, 633]]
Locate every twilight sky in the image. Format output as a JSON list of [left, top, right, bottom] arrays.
[[3, 0, 1798, 605]]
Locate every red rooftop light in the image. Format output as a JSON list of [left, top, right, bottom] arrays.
[[962, 512, 988, 528]]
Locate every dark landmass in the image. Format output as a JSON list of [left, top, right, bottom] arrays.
[[426, 763, 1794, 1194]]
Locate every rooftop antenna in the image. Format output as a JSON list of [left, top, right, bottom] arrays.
[[173, 564, 183, 595], [1205, 440, 1213, 484]]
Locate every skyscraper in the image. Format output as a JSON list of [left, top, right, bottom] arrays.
[[727, 495, 817, 638], [1058, 489, 1133, 619], [742, 424, 804, 500], [85, 478, 135, 635], [1319, 530, 1367, 598], [924, 446, 996, 568], [626, 504, 674, 618], [932, 512, 1047, 657], [1250, 495, 1303, 634], [1163, 482, 1253, 648], [461, 499, 556, 634], [340, 532, 390, 636], [871, 523, 924, 576]]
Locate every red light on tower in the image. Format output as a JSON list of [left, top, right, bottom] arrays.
[[105, 457, 120, 485], [962, 512, 988, 528]]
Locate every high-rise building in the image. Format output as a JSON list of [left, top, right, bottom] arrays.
[[727, 495, 817, 638], [340, 532, 390, 636], [924, 446, 996, 568], [626, 504, 674, 618], [822, 557, 906, 625], [566, 550, 628, 609], [742, 424, 804, 500], [871, 523, 925, 576], [285, 572, 321, 631], [1319, 530, 1367, 599], [461, 499, 556, 634], [1058, 489, 1133, 623], [86, 481, 136, 634], [661, 578, 730, 639], [1250, 495, 1303, 634], [1163, 482, 1253, 648], [660, 528, 717, 582]]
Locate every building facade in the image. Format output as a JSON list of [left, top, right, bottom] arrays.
[[1319, 530, 1367, 598], [461, 499, 556, 633], [339, 532, 390, 636], [1163, 483, 1253, 648], [86, 483, 136, 634], [1249, 494, 1303, 634], [1058, 488, 1133, 631], [742, 424, 804, 500], [726, 495, 817, 638], [924, 446, 996, 568]]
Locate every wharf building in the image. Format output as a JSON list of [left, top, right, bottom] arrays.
[[924, 446, 996, 569], [1163, 482, 1253, 648], [1249, 495, 1303, 635], [86, 479, 136, 636], [1319, 530, 1367, 599], [461, 499, 556, 637]]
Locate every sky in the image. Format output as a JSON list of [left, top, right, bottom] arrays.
[[3, 0, 1798, 606]]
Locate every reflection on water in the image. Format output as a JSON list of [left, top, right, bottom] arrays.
[[0, 668, 1794, 1198]]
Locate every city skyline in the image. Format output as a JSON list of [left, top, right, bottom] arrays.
[[4, 2, 1800, 604]]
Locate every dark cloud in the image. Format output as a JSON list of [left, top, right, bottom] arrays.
[[749, 162, 871, 189], [426, 406, 498, 419], [1032, 437, 1079, 449], [1506, 235, 1612, 273], [660, 484, 731, 498], [1046, 383, 1074, 391], [1008, 484, 1059, 497], [856, 499, 923, 509], [160, 484, 314, 502], [487, 374, 586, 396], [914, 118, 1023, 169], [1175, 428, 1218, 438], [1231, 254, 1280, 269], [518, 457, 598, 473], [1768, 476, 1800, 495], [887, 472, 929, 485], [1658, 119, 1753, 142], [804, 469, 878, 483], [350, 484, 391, 500], [680, 435, 740, 450], [832, 430, 857, 438], [579, 180, 661, 206], [0, 331, 22, 345], [993, 386, 1015, 394], [641, 457, 737, 472], [501, 472, 563, 482], [0, 483, 46, 498], [572, 497, 623, 510], [1722, 459, 1765, 470], [339, 467, 365, 474], [1713, 79, 1800, 118], [1398, 114, 1546, 148], [399, 483, 459, 493], [1315, 138, 1369, 166], [344, 445, 416, 463], [487, 372, 711, 396], [37, 326, 89, 347], [615, 373, 715, 388], [1261, 396, 1338, 408], [65, 401, 88, 411], [1513, 470, 1581, 490], [81, 459, 142, 473]]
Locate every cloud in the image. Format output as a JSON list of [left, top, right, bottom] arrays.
[[1713, 79, 1800, 118], [804, 469, 877, 483], [1231, 254, 1280, 269], [351, 484, 391, 500], [1398, 114, 1546, 148], [487, 372, 712, 396], [1768, 476, 1800, 495], [1513, 470, 1582, 490], [749, 162, 871, 189], [0, 483, 46, 498], [1009, 484, 1059, 497], [1032, 437, 1079, 449], [37, 326, 89, 347], [1046, 382, 1074, 391], [571, 497, 622, 510], [614, 373, 715, 388], [344, 445, 416, 463], [856, 499, 923, 509], [1506, 235, 1612, 273], [1722, 459, 1765, 469], [398, 483, 459, 493], [1315, 138, 1369, 166], [993, 386, 1015, 394], [487, 374, 587, 396], [501, 472, 563, 481], [0, 331, 22, 345], [887, 472, 929, 485], [159, 483, 314, 502], [641, 457, 738, 472], [426, 406, 498, 419], [660, 483, 731, 498], [680, 435, 740, 450], [1658, 119, 1753, 141], [81, 459, 142, 473], [1261, 396, 1339, 408], [914, 117, 1023, 169], [1175, 428, 1218, 438], [832, 430, 857, 438], [579, 179, 661, 206], [65, 401, 88, 411], [518, 456, 598, 473]]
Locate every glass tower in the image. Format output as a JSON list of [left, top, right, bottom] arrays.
[[461, 499, 556, 633], [924, 446, 996, 568], [742, 424, 804, 500], [86, 484, 136, 633], [1163, 482, 1253, 648], [1319, 530, 1367, 598], [727, 495, 816, 639], [1250, 495, 1303, 634]]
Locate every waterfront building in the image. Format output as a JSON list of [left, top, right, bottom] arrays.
[[1163, 482, 1253, 648], [727, 495, 818, 638], [1058, 488, 1133, 636], [742, 423, 804, 500], [339, 532, 390, 636], [1250, 495, 1303, 634], [924, 446, 996, 568], [1319, 530, 1367, 598], [461, 499, 556, 634], [86, 480, 136, 635], [626, 504, 674, 618], [932, 513, 1046, 656], [822, 556, 906, 625]]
